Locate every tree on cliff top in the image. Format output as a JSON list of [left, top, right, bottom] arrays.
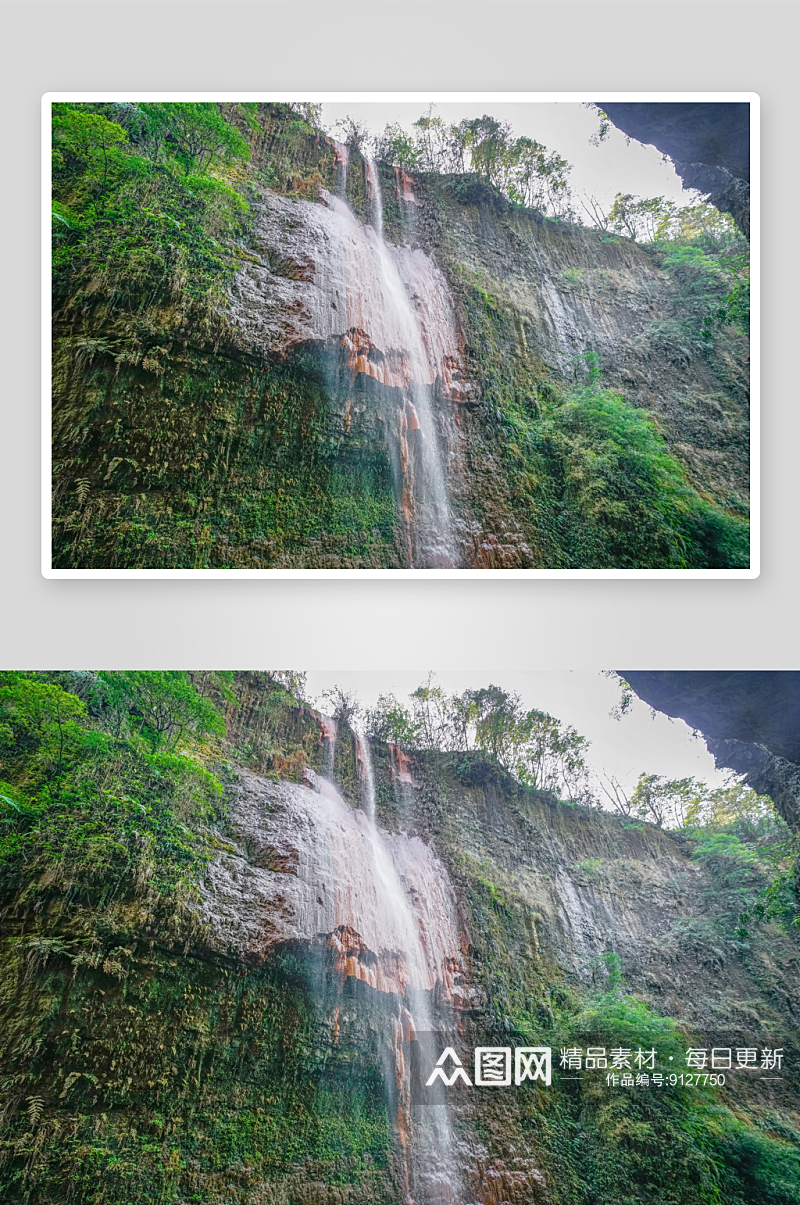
[[363, 674, 595, 804], [368, 106, 575, 219]]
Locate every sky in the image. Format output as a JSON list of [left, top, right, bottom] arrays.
[[319, 101, 698, 213], [303, 670, 730, 799]]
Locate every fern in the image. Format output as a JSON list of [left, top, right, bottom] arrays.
[[26, 1096, 44, 1128]]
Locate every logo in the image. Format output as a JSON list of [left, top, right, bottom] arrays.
[[425, 1047, 472, 1087], [425, 1046, 552, 1088]]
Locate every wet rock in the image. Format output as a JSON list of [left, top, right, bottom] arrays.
[[200, 770, 468, 1000]]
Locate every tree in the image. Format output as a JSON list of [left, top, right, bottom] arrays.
[[269, 671, 308, 705], [364, 675, 595, 804], [364, 692, 422, 747], [374, 122, 424, 172], [332, 115, 372, 154], [599, 773, 635, 817], [93, 672, 225, 752], [579, 192, 614, 231], [660, 200, 740, 249], [368, 107, 575, 218], [0, 677, 88, 775], [52, 105, 129, 192], [137, 102, 250, 176], [462, 114, 514, 184], [510, 138, 573, 216], [607, 193, 675, 242], [685, 780, 776, 832], [407, 672, 471, 751], [287, 102, 322, 128], [464, 685, 522, 766], [517, 709, 594, 802], [630, 774, 706, 828], [319, 685, 361, 727], [411, 107, 455, 173]]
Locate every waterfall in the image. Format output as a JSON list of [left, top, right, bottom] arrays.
[[231, 165, 471, 567], [352, 730, 462, 1204], [333, 140, 349, 195], [205, 755, 472, 1201], [356, 727, 378, 824], [360, 157, 455, 568]]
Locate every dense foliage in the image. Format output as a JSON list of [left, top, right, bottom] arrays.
[[544, 989, 800, 1205], [365, 106, 574, 218], [0, 671, 227, 917], [52, 102, 254, 326], [355, 674, 596, 804], [532, 376, 749, 569]]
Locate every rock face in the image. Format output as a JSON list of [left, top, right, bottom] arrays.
[[201, 769, 469, 1002], [229, 190, 466, 400], [1, 678, 796, 1205], [204, 744, 799, 1041], [600, 101, 751, 238], [220, 162, 749, 566]]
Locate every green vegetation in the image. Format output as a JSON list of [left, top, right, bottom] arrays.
[[483, 359, 749, 569], [0, 671, 396, 1202], [0, 671, 226, 917], [584, 192, 750, 340], [454, 844, 800, 1205], [52, 102, 252, 328], [598, 760, 798, 942], [51, 101, 404, 570], [362, 673, 595, 803], [52, 343, 403, 569], [373, 106, 574, 217], [535, 379, 748, 568], [544, 990, 800, 1205]]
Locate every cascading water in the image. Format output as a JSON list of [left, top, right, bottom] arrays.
[[360, 158, 456, 567], [319, 713, 338, 778], [203, 743, 480, 1202], [354, 728, 463, 1205], [333, 140, 349, 195], [230, 153, 474, 567]]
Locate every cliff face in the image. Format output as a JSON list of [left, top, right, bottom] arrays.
[[224, 168, 748, 569], [205, 743, 800, 1032], [51, 107, 749, 570], [0, 676, 797, 1204]]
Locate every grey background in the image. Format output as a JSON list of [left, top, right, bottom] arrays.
[[2, 0, 795, 671]]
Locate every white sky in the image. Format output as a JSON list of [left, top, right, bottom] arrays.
[[319, 102, 697, 211], [303, 670, 730, 799]]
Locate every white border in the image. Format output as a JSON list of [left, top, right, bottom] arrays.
[[42, 92, 760, 579]]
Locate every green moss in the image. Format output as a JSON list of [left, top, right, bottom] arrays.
[[53, 347, 403, 569], [51, 105, 750, 570], [0, 945, 397, 1203], [0, 673, 400, 1203]]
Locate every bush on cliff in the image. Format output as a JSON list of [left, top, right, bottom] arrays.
[[535, 383, 749, 568]]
